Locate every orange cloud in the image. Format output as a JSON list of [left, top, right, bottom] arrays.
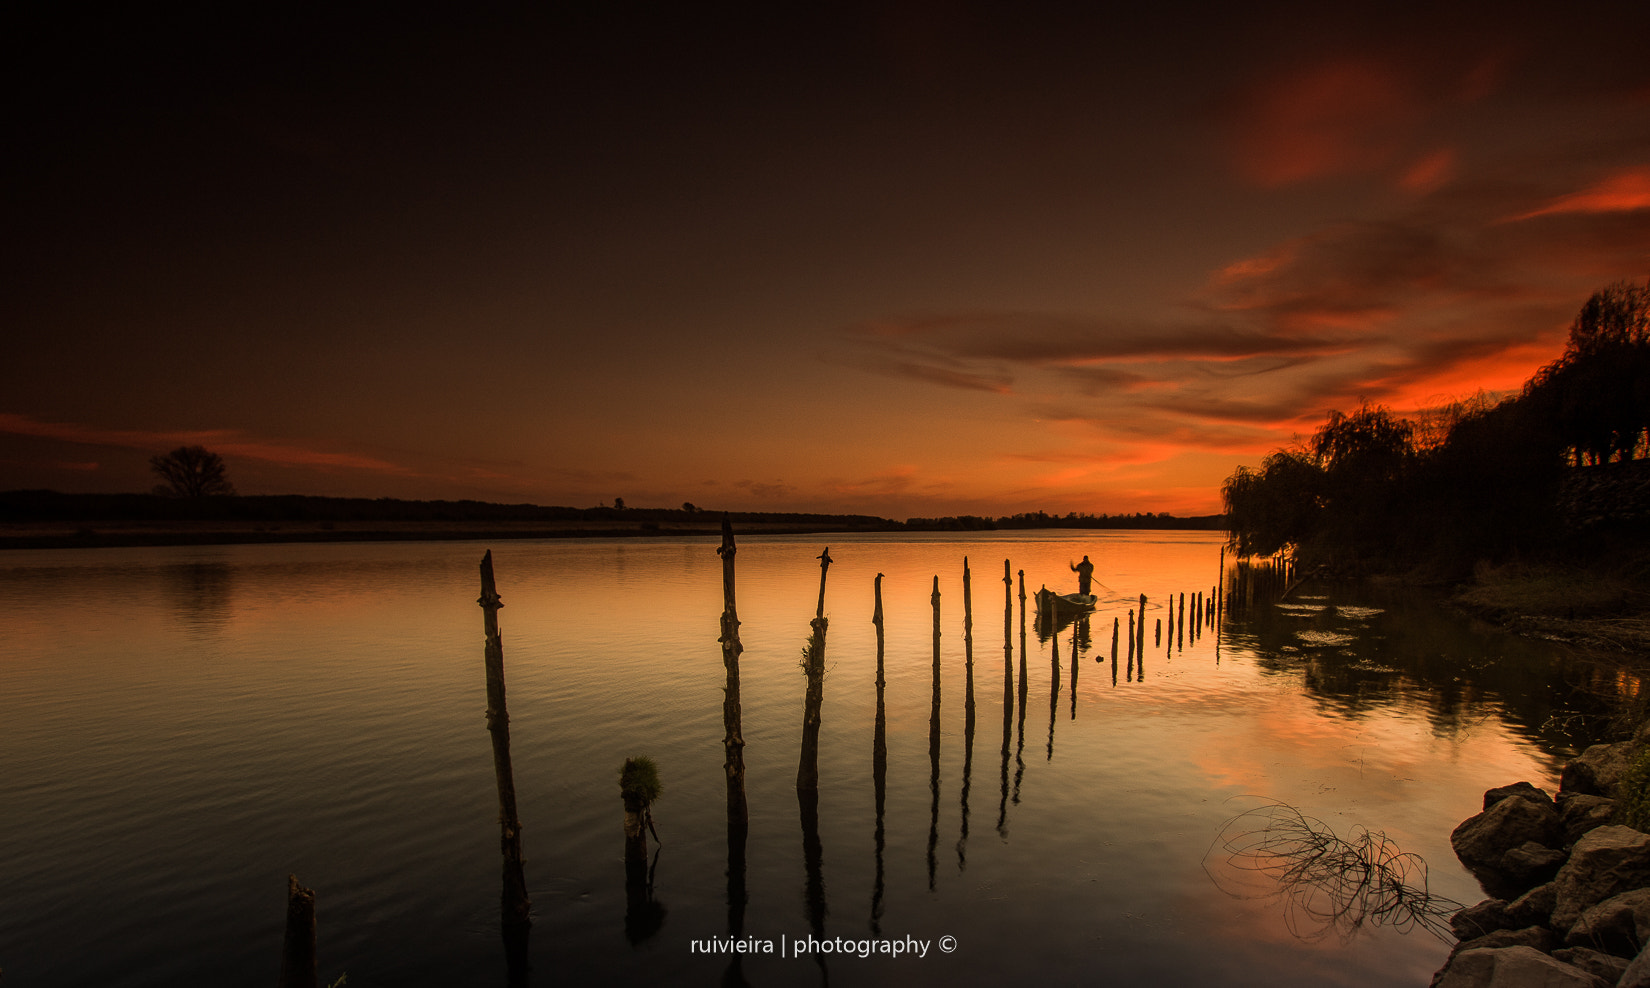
[[1226, 58, 1415, 187], [0, 413, 413, 476], [1509, 166, 1650, 221], [1398, 147, 1457, 194]]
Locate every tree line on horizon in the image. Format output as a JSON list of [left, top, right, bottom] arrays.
[[1222, 279, 1650, 573]]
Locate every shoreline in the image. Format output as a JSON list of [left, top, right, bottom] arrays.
[[0, 519, 900, 551]]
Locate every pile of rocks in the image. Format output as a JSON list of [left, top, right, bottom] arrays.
[[1433, 734, 1650, 987]]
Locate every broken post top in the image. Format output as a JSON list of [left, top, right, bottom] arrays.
[[717, 514, 736, 559], [815, 546, 832, 619], [479, 550, 503, 609]]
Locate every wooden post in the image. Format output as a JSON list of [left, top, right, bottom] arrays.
[[278, 874, 316, 988], [620, 758, 658, 885], [717, 519, 747, 839], [1178, 592, 1186, 651], [1111, 616, 1119, 665], [997, 560, 1013, 839], [1217, 544, 1226, 630], [872, 573, 887, 933], [928, 575, 941, 891], [1016, 570, 1027, 705], [620, 756, 666, 946], [931, 574, 942, 704], [716, 518, 747, 954], [1001, 560, 1013, 732], [1137, 593, 1147, 657], [797, 548, 831, 793], [962, 557, 975, 748], [479, 551, 531, 929]]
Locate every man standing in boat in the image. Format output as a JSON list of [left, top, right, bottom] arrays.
[[1070, 555, 1095, 596]]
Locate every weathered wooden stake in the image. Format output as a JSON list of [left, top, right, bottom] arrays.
[[1016, 570, 1028, 701], [962, 557, 975, 749], [1217, 544, 1226, 629], [931, 574, 943, 704], [620, 757, 661, 884], [872, 573, 887, 932], [1178, 592, 1186, 651], [717, 519, 747, 841], [796, 547, 831, 793], [716, 518, 748, 955], [278, 874, 316, 988], [1137, 593, 1147, 657], [479, 551, 531, 929], [1001, 560, 1014, 728], [928, 575, 942, 890]]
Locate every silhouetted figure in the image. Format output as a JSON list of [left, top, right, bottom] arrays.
[[1070, 555, 1095, 596]]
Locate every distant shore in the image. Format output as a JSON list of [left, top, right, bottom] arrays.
[[0, 517, 902, 551], [0, 490, 1224, 551]]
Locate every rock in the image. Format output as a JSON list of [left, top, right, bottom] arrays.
[[1453, 899, 1516, 940], [1552, 826, 1650, 932], [1560, 795, 1620, 846], [1457, 926, 1559, 954], [1508, 882, 1560, 928], [1453, 796, 1565, 881], [1503, 842, 1568, 887], [1624, 941, 1650, 988], [1489, 782, 1558, 812], [1563, 742, 1635, 798], [1553, 947, 1631, 986], [1432, 946, 1611, 988], [1566, 888, 1650, 957]]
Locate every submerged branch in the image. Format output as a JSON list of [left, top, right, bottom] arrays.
[[1204, 799, 1461, 944]]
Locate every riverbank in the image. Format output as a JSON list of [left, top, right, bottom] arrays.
[[1450, 562, 1650, 663]]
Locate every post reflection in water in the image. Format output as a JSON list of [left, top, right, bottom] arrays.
[[1046, 608, 1059, 761], [1069, 617, 1083, 720]]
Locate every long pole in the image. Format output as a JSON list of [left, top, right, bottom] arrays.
[[479, 551, 531, 929]]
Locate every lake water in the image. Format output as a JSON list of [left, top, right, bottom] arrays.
[[0, 531, 1626, 986]]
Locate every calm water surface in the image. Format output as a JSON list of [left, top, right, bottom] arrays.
[[0, 532, 1622, 986]]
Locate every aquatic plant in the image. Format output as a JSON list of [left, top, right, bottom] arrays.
[[1205, 800, 1461, 943], [619, 756, 663, 804], [1615, 746, 1650, 832]]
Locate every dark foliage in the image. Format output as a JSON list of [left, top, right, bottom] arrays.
[[1222, 280, 1649, 572], [149, 446, 235, 498]]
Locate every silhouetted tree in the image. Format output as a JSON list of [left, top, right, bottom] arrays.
[[150, 446, 235, 497], [613, 497, 626, 510], [1222, 450, 1324, 557], [1525, 280, 1650, 465]]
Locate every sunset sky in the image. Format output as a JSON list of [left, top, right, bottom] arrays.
[[7, 4, 1649, 518]]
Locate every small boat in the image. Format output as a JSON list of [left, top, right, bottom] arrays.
[[1035, 588, 1098, 612]]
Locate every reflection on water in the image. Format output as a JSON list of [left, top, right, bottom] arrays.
[[163, 560, 235, 632], [0, 532, 1629, 986]]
